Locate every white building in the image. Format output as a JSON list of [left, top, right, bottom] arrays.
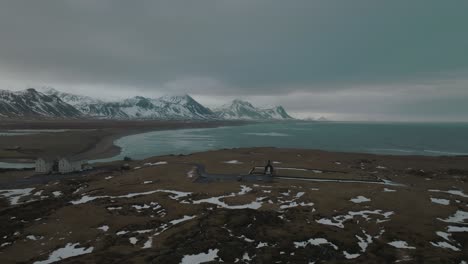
[[35, 158, 54, 174], [58, 158, 86, 174], [35, 157, 87, 174]]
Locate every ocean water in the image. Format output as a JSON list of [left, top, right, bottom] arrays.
[[93, 122, 468, 162], [0, 129, 70, 136], [0, 162, 35, 169]]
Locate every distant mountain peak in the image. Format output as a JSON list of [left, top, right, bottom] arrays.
[[214, 99, 293, 120], [159, 94, 195, 105], [39, 86, 58, 93], [230, 99, 254, 108], [26, 88, 38, 93], [0, 88, 82, 118]]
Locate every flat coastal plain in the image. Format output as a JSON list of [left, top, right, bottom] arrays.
[[0, 147, 467, 263]]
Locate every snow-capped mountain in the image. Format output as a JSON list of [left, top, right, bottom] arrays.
[[213, 99, 293, 120], [0, 88, 294, 120], [41, 87, 102, 106], [79, 95, 215, 120], [43, 89, 216, 120], [0, 88, 82, 118], [156, 95, 215, 119], [41, 87, 104, 115]]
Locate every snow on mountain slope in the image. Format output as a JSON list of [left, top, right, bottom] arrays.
[[213, 99, 293, 120], [0, 88, 294, 120], [0, 88, 82, 118], [157, 95, 215, 119], [47, 92, 215, 120], [40, 87, 105, 115], [41, 87, 102, 106], [94, 95, 215, 120]]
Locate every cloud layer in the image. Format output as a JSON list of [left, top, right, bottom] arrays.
[[1, 1, 467, 120]]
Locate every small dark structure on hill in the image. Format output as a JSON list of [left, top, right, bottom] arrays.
[[249, 160, 275, 176], [264, 160, 274, 175]]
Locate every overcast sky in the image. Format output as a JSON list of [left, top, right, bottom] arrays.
[[1, 1, 467, 121]]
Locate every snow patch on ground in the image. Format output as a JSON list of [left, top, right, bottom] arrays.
[[142, 237, 153, 249], [436, 231, 451, 241], [107, 206, 122, 211], [438, 210, 468, 224], [294, 238, 338, 250], [132, 202, 162, 212], [224, 160, 243, 164], [356, 231, 373, 252], [388, 241, 416, 249], [279, 201, 314, 210], [383, 188, 396, 192], [430, 241, 460, 251], [431, 198, 450, 205], [71, 189, 191, 205], [97, 225, 109, 232], [192, 186, 262, 210], [447, 226, 468, 232], [180, 249, 219, 264], [316, 210, 394, 228], [242, 252, 251, 261], [0, 188, 35, 205], [170, 215, 196, 225], [33, 243, 94, 264], [256, 242, 269, 248], [350, 196, 371, 204], [343, 251, 360, 259], [129, 237, 138, 245], [27, 235, 43, 241]]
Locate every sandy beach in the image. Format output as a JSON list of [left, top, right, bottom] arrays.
[[0, 120, 248, 163]]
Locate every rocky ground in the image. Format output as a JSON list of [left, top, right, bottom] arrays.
[[0, 147, 467, 263]]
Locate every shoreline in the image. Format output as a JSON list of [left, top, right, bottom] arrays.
[[2, 120, 468, 167], [0, 120, 250, 165]]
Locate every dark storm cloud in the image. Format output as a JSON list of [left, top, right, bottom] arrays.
[[0, 1, 468, 120]]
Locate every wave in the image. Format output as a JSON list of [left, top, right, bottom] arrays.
[[367, 148, 415, 154], [422, 150, 468, 156], [368, 148, 468, 156], [243, 132, 290, 137]]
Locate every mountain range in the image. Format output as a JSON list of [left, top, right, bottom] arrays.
[[0, 88, 294, 121]]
